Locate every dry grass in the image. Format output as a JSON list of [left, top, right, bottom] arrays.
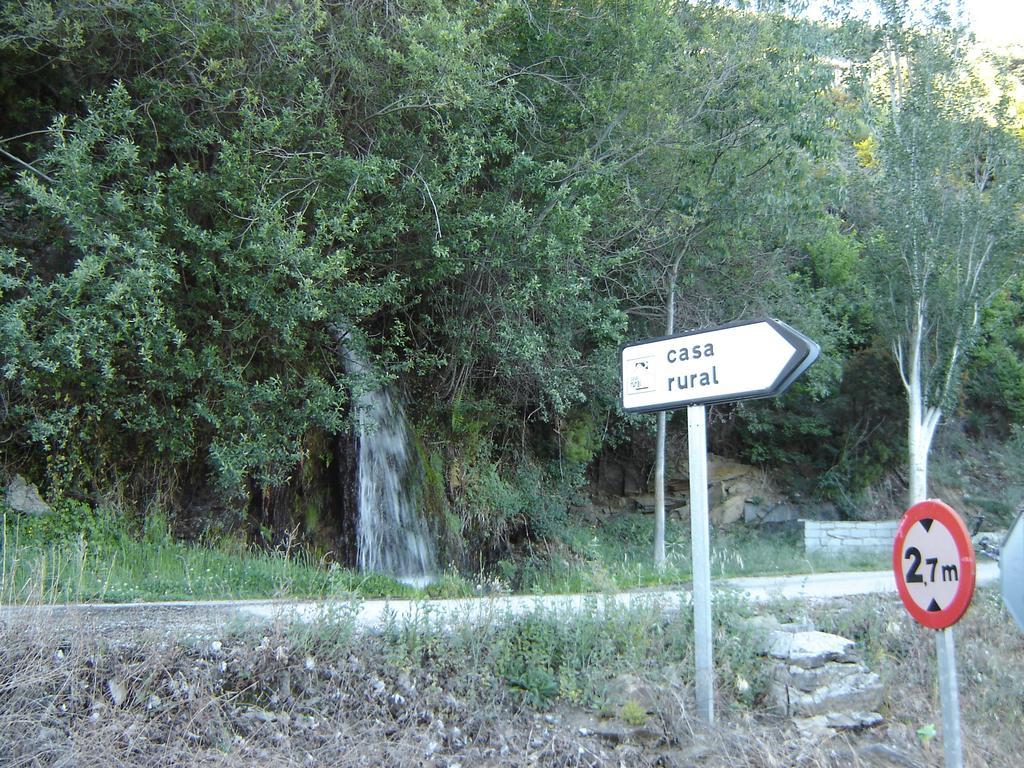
[[811, 588, 1024, 768], [2, 590, 1020, 767]]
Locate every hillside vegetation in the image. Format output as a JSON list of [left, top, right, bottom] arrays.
[[1, 1, 1022, 570]]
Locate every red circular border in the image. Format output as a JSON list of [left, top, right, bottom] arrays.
[[893, 499, 976, 630]]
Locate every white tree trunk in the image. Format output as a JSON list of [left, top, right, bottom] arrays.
[[904, 304, 942, 506], [907, 386, 941, 506]]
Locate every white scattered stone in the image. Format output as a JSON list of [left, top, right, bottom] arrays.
[[764, 626, 886, 733], [766, 630, 857, 667], [772, 670, 883, 716], [107, 678, 128, 707], [5, 475, 51, 516], [777, 661, 871, 693], [792, 714, 831, 738], [825, 711, 884, 729], [778, 617, 816, 633]]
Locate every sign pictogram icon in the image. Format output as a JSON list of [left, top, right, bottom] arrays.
[[893, 500, 976, 630]]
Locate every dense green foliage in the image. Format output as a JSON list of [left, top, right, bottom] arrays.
[[1, 1, 1021, 564], [967, 279, 1024, 429]]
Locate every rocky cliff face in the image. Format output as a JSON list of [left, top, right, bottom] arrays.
[[584, 452, 786, 526]]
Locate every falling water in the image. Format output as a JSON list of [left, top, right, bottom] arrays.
[[344, 346, 436, 586]]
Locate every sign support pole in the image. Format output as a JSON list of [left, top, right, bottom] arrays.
[[936, 627, 963, 768], [621, 318, 819, 728], [893, 499, 974, 768], [688, 404, 714, 724]]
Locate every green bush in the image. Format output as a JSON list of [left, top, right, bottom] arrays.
[[0, 0, 629, 520], [965, 283, 1024, 431], [5, 499, 127, 549]]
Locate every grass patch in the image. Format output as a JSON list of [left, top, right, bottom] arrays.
[[1, 508, 476, 604], [500, 513, 889, 594], [809, 587, 1024, 766], [4, 503, 888, 605], [0, 592, 770, 767]]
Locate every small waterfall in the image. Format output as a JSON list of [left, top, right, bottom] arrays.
[[341, 339, 436, 586]]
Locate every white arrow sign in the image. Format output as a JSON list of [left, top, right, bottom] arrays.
[[620, 318, 818, 413]]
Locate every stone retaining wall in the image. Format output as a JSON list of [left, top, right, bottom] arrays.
[[803, 520, 899, 554]]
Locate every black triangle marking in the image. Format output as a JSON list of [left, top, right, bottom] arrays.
[[920, 518, 934, 533], [927, 599, 942, 612]]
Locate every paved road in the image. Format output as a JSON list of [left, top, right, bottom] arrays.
[[726, 561, 1000, 602], [0, 561, 1000, 637]]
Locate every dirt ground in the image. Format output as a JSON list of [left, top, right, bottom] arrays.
[[2, 591, 1021, 768]]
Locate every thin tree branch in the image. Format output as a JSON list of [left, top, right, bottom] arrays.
[[0, 147, 55, 185]]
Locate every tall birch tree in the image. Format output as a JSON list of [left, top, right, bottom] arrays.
[[853, 6, 1024, 505]]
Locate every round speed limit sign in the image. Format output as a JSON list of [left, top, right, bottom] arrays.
[[893, 499, 976, 630]]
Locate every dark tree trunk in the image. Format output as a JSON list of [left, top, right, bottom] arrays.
[[330, 430, 360, 568], [248, 477, 296, 549]]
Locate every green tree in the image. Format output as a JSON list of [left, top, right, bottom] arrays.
[[964, 278, 1024, 429], [611, 2, 841, 566], [849, 2, 1024, 505], [0, 1, 652, 544]]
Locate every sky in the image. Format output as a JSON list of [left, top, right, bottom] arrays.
[[800, 1, 1024, 49], [965, 0, 1024, 48]]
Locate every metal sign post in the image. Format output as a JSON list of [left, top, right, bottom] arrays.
[[620, 317, 819, 726], [937, 628, 963, 768], [893, 500, 976, 768], [688, 404, 714, 723]]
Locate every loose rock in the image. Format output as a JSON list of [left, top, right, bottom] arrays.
[[5, 475, 51, 516]]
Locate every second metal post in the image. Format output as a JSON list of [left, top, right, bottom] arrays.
[[688, 404, 714, 723], [937, 626, 963, 768]]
